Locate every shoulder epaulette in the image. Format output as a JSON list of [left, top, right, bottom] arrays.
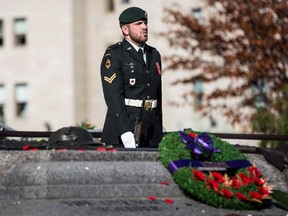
[[107, 42, 122, 50]]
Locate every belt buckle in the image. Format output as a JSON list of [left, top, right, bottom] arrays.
[[144, 101, 152, 110]]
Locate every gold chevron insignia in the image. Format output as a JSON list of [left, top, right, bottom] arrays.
[[104, 73, 116, 84]]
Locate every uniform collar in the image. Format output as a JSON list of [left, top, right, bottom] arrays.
[[125, 39, 145, 52]]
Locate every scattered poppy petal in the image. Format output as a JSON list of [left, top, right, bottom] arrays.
[[23, 145, 30, 150], [57, 148, 68, 151], [164, 198, 174, 204], [160, 181, 170, 185], [107, 148, 118, 152], [97, 147, 107, 151], [147, 196, 157, 201]]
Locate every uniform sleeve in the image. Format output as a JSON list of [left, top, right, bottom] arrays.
[[100, 48, 130, 135]]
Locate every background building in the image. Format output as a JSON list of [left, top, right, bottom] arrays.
[[0, 0, 235, 134]]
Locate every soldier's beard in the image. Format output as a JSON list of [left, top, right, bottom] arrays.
[[128, 32, 148, 46]]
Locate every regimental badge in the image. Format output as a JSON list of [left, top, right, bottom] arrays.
[[105, 59, 111, 70], [104, 73, 116, 84], [129, 78, 136, 86]]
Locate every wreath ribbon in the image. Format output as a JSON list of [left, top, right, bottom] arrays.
[[168, 159, 252, 175], [178, 131, 221, 159]]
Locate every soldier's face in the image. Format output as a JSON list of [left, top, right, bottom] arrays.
[[123, 20, 148, 46]]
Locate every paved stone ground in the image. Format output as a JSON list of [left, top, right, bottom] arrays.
[[0, 149, 287, 216]]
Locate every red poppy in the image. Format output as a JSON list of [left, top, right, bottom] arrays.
[[56, 148, 68, 151], [206, 179, 220, 191], [250, 191, 263, 199], [160, 181, 170, 185], [231, 178, 240, 189], [193, 169, 206, 181], [258, 186, 270, 195], [248, 166, 262, 178], [238, 173, 250, 186], [211, 172, 224, 183], [107, 148, 118, 152], [235, 192, 248, 201], [23, 145, 30, 150], [220, 188, 233, 198], [188, 132, 197, 138], [147, 196, 157, 201], [96, 147, 107, 151], [251, 177, 265, 186], [164, 198, 174, 204]]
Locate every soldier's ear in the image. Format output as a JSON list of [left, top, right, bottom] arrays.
[[121, 24, 129, 36]]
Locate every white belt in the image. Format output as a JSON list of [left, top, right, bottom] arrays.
[[125, 99, 157, 110]]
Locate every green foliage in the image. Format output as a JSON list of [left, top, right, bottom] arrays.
[[253, 84, 288, 148]]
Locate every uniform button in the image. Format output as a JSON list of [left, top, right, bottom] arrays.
[[147, 83, 150, 86], [131, 70, 134, 73], [147, 96, 150, 99], [146, 70, 149, 73], [115, 113, 119, 117]]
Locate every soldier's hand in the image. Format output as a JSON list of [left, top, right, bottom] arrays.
[[121, 131, 137, 148]]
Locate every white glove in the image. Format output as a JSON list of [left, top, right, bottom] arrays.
[[121, 131, 137, 148]]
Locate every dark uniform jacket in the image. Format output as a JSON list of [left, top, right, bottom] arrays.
[[100, 39, 163, 147]]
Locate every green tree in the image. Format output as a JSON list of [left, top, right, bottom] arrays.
[[160, 0, 288, 132], [252, 84, 288, 147]]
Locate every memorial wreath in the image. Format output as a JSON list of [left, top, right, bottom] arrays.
[[158, 130, 272, 210]]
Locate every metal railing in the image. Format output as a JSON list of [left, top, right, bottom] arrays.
[[0, 130, 288, 141]]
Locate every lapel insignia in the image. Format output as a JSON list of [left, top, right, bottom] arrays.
[[129, 78, 136, 86], [127, 62, 135, 69], [105, 59, 111, 70], [104, 73, 116, 84]]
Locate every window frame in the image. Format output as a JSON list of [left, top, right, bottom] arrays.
[[0, 19, 3, 47], [14, 83, 28, 118], [13, 18, 27, 47]]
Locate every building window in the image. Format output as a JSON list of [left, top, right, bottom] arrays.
[[14, 18, 27, 46], [0, 85, 5, 123], [252, 79, 268, 108], [0, 20, 3, 47], [15, 83, 28, 118], [107, 0, 115, 12], [194, 80, 203, 109]]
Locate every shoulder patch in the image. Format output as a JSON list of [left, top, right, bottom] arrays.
[[105, 58, 111, 69]]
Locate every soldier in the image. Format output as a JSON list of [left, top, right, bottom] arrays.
[[100, 7, 163, 148]]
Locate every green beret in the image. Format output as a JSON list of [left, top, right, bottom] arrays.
[[119, 7, 148, 24]]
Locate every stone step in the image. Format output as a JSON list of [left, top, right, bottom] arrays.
[[0, 155, 184, 200]]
